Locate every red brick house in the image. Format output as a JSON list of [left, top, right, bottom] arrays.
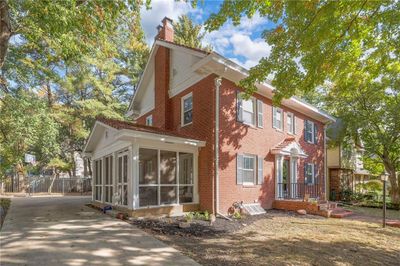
[[84, 18, 335, 216]]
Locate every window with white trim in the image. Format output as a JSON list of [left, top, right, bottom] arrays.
[[94, 159, 102, 201], [304, 120, 317, 144], [145, 115, 153, 126], [181, 93, 193, 126], [237, 153, 264, 185], [237, 92, 262, 126], [304, 163, 315, 184], [138, 148, 194, 207], [287, 113, 295, 134], [273, 107, 283, 130], [117, 153, 128, 206], [243, 155, 256, 184]]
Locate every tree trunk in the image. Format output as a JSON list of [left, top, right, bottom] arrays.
[[87, 158, 92, 177], [382, 159, 400, 209], [0, 0, 12, 69]]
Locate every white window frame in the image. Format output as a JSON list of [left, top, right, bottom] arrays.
[[145, 115, 153, 126], [237, 92, 257, 126], [181, 92, 193, 127], [242, 154, 256, 185], [138, 148, 195, 208], [305, 163, 315, 184], [305, 120, 315, 144], [94, 159, 103, 202], [273, 107, 284, 130], [104, 155, 113, 204], [117, 152, 129, 206], [287, 112, 295, 134], [257, 99, 263, 128]]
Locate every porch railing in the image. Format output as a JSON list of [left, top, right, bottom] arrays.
[[277, 182, 322, 199]]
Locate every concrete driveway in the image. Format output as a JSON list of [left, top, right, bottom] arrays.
[[0, 196, 199, 266]]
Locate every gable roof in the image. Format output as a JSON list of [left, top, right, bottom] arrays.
[[271, 137, 308, 158], [84, 117, 206, 154], [128, 39, 335, 124]]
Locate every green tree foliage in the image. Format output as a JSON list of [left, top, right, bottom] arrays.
[[173, 14, 210, 50], [0, 90, 60, 179], [206, 1, 400, 206], [1, 0, 149, 177]]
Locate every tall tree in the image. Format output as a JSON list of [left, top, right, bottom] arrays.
[[174, 15, 210, 50], [1, 0, 149, 176], [205, 0, 400, 206], [0, 90, 60, 184]]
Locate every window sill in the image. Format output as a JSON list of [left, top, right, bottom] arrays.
[[273, 127, 284, 133], [287, 132, 296, 136], [181, 122, 193, 128], [242, 122, 257, 128]]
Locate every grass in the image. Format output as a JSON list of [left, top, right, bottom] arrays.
[[155, 211, 400, 266], [344, 205, 400, 220]]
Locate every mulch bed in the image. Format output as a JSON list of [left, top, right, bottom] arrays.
[[128, 210, 318, 238]]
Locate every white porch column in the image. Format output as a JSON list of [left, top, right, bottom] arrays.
[[132, 143, 139, 209], [127, 144, 134, 209], [275, 155, 284, 199], [290, 156, 298, 198], [112, 151, 118, 205]]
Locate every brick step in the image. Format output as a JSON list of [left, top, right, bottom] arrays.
[[318, 201, 338, 211], [386, 221, 400, 228], [330, 208, 353, 218]]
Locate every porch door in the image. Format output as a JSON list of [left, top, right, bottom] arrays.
[[117, 153, 128, 206], [282, 160, 290, 198]]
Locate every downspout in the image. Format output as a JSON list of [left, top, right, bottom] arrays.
[[214, 77, 222, 215], [324, 124, 329, 200]]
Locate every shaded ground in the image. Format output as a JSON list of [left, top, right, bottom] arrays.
[[343, 205, 400, 224], [136, 210, 400, 266], [0, 196, 198, 266]]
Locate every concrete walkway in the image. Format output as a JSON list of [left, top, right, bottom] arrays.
[[0, 196, 199, 266]]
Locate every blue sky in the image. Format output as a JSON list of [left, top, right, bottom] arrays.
[[141, 0, 275, 69]]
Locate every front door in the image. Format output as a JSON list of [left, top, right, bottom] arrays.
[[117, 153, 128, 206], [282, 160, 290, 198]]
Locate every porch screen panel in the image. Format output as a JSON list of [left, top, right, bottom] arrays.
[[179, 153, 193, 203], [94, 159, 102, 201], [104, 156, 113, 203], [139, 148, 159, 207]]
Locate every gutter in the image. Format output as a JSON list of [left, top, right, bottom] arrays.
[[214, 77, 222, 214]]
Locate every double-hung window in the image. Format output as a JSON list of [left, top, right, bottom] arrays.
[[304, 163, 316, 184], [236, 154, 264, 185], [273, 107, 283, 130], [237, 92, 263, 127], [305, 120, 317, 144], [181, 93, 193, 126], [287, 113, 295, 134]]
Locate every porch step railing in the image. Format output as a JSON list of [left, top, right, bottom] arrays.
[[277, 182, 321, 199]]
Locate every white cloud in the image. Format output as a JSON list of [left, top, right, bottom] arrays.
[[141, 4, 271, 70], [141, 0, 191, 45], [202, 12, 272, 69]]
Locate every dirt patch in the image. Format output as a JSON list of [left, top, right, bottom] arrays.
[[136, 210, 400, 266]]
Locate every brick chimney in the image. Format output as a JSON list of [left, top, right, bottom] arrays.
[[153, 17, 173, 130], [156, 17, 174, 42]]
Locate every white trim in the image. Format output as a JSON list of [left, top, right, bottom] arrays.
[[208, 53, 336, 123], [287, 112, 295, 134], [242, 154, 257, 185], [181, 92, 193, 127], [272, 106, 283, 130], [305, 120, 316, 144]]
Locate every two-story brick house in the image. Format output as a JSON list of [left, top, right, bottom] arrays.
[[84, 18, 335, 216]]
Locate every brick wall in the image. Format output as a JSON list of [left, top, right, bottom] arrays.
[[135, 45, 326, 214]]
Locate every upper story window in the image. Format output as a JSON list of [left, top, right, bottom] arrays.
[[304, 163, 316, 184], [181, 92, 193, 126], [272, 107, 283, 130], [304, 120, 317, 144], [237, 92, 263, 127], [146, 115, 153, 126], [287, 112, 295, 134]]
